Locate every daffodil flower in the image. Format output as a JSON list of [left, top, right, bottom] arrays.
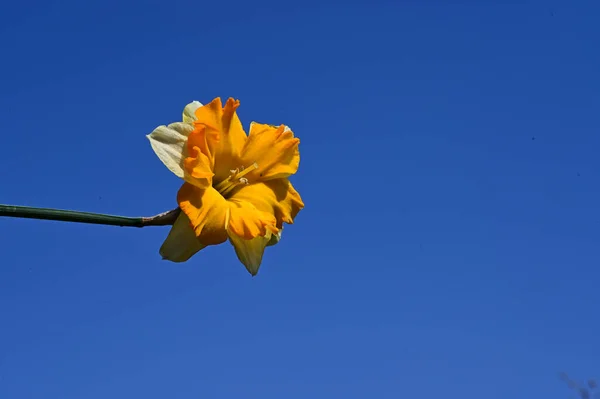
[[147, 98, 304, 275]]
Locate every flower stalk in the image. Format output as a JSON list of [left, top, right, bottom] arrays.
[[0, 204, 180, 228]]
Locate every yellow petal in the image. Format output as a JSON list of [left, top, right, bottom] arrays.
[[147, 121, 194, 179], [159, 212, 205, 262], [183, 145, 214, 189], [184, 123, 217, 176], [148, 101, 217, 189], [177, 183, 230, 246], [182, 101, 203, 124], [229, 179, 304, 229], [227, 200, 278, 240], [193, 97, 247, 182], [228, 232, 272, 276], [266, 227, 282, 247], [240, 123, 299, 181]]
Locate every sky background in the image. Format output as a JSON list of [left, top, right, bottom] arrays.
[[1, 0, 599, 398]]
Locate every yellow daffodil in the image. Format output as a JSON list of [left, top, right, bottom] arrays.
[[147, 97, 304, 275]]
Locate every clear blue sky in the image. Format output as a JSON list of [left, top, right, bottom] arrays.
[[1, 0, 599, 398]]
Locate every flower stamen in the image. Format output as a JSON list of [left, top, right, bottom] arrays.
[[215, 162, 258, 196]]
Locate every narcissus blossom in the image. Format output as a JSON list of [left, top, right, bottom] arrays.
[[147, 98, 304, 275]]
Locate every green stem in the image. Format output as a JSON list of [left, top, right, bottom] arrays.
[[0, 204, 180, 228]]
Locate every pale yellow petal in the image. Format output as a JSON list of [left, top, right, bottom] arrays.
[[147, 101, 204, 176], [228, 232, 272, 276], [182, 101, 203, 124], [159, 212, 205, 262], [266, 227, 282, 247], [147, 122, 194, 179], [148, 121, 215, 189]]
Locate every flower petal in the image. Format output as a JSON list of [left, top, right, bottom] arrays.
[[182, 101, 203, 124], [193, 97, 247, 182], [184, 124, 217, 182], [240, 123, 300, 181], [229, 179, 304, 229], [183, 145, 214, 189], [267, 228, 282, 247], [177, 183, 230, 246], [147, 101, 204, 178], [228, 232, 272, 276], [159, 212, 205, 262], [147, 122, 194, 179], [227, 200, 278, 240], [225, 179, 303, 272]]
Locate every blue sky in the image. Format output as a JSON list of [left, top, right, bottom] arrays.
[[1, 0, 599, 398]]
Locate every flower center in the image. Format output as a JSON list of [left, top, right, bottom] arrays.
[[215, 162, 258, 197]]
